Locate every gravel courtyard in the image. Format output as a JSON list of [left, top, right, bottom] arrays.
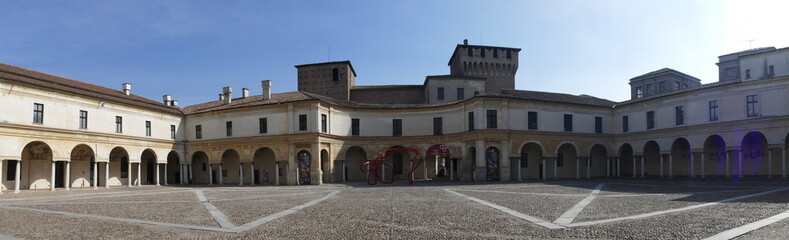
[[0, 179, 787, 239]]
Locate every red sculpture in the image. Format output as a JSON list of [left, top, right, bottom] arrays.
[[360, 147, 423, 185]]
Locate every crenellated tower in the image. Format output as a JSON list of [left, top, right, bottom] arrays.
[[448, 39, 520, 94]]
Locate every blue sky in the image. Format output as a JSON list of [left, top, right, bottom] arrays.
[[1, 0, 787, 105]]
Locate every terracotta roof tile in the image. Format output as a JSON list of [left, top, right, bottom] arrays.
[[182, 92, 315, 114]]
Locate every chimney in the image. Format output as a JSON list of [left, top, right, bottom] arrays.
[[261, 80, 271, 100], [219, 94, 224, 101], [171, 100, 179, 107], [122, 83, 132, 95], [222, 86, 232, 105], [463, 39, 468, 45], [242, 88, 249, 98], [162, 94, 172, 105]]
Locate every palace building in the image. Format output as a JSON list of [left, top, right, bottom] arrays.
[[1, 41, 788, 192]]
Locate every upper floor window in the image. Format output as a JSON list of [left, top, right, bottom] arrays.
[[467, 47, 472, 57], [709, 100, 719, 121], [474, 91, 480, 96], [226, 121, 233, 136], [746, 69, 751, 79], [528, 111, 538, 130], [437, 87, 445, 100], [393, 119, 402, 136], [145, 121, 152, 136], [457, 88, 464, 100], [115, 116, 123, 133], [725, 67, 737, 78], [646, 84, 654, 95], [433, 117, 443, 135], [332, 68, 339, 81], [506, 50, 512, 59], [493, 49, 498, 58], [321, 114, 327, 133], [674, 81, 681, 90], [79, 110, 88, 129], [480, 48, 486, 58], [622, 115, 629, 133], [635, 86, 643, 98], [468, 112, 474, 131], [768, 65, 775, 76], [746, 94, 759, 117], [683, 84, 688, 89], [563, 114, 573, 132], [675, 106, 684, 125], [486, 110, 497, 129], [351, 118, 360, 136], [658, 81, 666, 94], [299, 114, 307, 131], [195, 125, 202, 139], [646, 111, 655, 129], [170, 125, 176, 139], [260, 118, 268, 134], [33, 103, 44, 124], [594, 116, 602, 133]]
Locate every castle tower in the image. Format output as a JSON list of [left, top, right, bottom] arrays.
[[295, 61, 356, 100], [448, 39, 520, 94]]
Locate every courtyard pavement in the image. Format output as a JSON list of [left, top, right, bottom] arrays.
[[0, 178, 788, 239]]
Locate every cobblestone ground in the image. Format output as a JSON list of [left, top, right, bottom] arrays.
[[0, 178, 788, 239]]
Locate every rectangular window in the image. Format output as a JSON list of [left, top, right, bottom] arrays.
[[480, 48, 486, 58], [725, 67, 737, 78], [468, 112, 474, 131], [33, 103, 44, 124], [646, 84, 654, 95], [746, 94, 759, 117], [437, 87, 444, 100], [557, 153, 564, 167], [79, 110, 88, 129], [351, 118, 360, 136], [170, 125, 176, 139], [332, 68, 339, 81], [393, 119, 402, 136], [195, 125, 202, 139], [563, 114, 573, 132], [636, 86, 643, 98], [467, 47, 472, 57], [595, 116, 602, 133], [683, 84, 688, 89], [259, 118, 268, 134], [299, 114, 307, 131], [486, 110, 497, 129], [709, 100, 719, 121], [506, 50, 512, 59], [6, 161, 16, 181], [474, 91, 480, 96], [746, 69, 751, 79], [768, 65, 774, 76], [647, 111, 655, 129], [321, 114, 327, 133], [528, 111, 538, 130], [674, 81, 680, 90], [226, 121, 233, 136], [457, 88, 464, 100], [493, 49, 498, 58], [433, 117, 443, 135], [520, 152, 528, 168], [145, 121, 152, 136], [658, 81, 666, 93], [675, 106, 685, 125], [622, 115, 629, 133], [115, 116, 123, 133]]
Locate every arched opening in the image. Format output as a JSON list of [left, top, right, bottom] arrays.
[[619, 144, 634, 177], [384, 145, 411, 181], [671, 138, 691, 177], [425, 144, 451, 180], [320, 149, 330, 183], [741, 131, 768, 177], [485, 147, 500, 181], [253, 147, 277, 184], [344, 146, 367, 181], [140, 149, 157, 185], [703, 135, 727, 178], [19, 141, 53, 190], [589, 144, 608, 178], [221, 149, 241, 185], [191, 151, 210, 184], [643, 141, 661, 177], [109, 147, 129, 186], [167, 151, 179, 184], [555, 143, 579, 179], [70, 144, 96, 188], [519, 142, 543, 180], [297, 150, 311, 185]]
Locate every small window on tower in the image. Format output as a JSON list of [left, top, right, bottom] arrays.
[[467, 47, 472, 57], [506, 50, 512, 59], [493, 49, 498, 58], [480, 48, 485, 58], [332, 68, 339, 81]]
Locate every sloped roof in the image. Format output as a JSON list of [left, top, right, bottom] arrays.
[[629, 68, 701, 82], [0, 63, 182, 115], [182, 92, 316, 114], [351, 85, 423, 90], [499, 89, 616, 107]]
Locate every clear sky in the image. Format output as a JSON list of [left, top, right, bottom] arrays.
[[1, 0, 787, 106]]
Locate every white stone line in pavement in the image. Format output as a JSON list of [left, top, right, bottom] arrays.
[[0, 233, 23, 240], [0, 188, 188, 203], [232, 190, 342, 232], [444, 189, 565, 229], [703, 209, 789, 240], [211, 191, 331, 202], [0, 190, 193, 206], [607, 182, 770, 189], [194, 190, 236, 229], [554, 183, 605, 224], [9, 200, 195, 206], [454, 189, 587, 197], [566, 187, 789, 228], [0, 205, 234, 233], [602, 189, 759, 197]]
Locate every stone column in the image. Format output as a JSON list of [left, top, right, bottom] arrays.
[[128, 161, 132, 187], [275, 162, 280, 185], [768, 148, 773, 178], [341, 161, 346, 183], [188, 164, 193, 184], [450, 159, 454, 181], [553, 157, 558, 179], [65, 161, 71, 190], [91, 161, 97, 189], [616, 157, 620, 177], [180, 164, 186, 185], [218, 164, 223, 185], [15, 160, 21, 193], [783, 147, 787, 178], [50, 161, 56, 191], [155, 163, 160, 186], [586, 158, 591, 179], [136, 163, 141, 186], [701, 153, 706, 178], [239, 163, 244, 186], [606, 157, 610, 178], [250, 163, 255, 185], [632, 156, 637, 178], [541, 158, 546, 180], [0, 160, 4, 194], [725, 151, 731, 178], [738, 150, 743, 178], [517, 157, 522, 181], [575, 158, 580, 180], [690, 152, 695, 178], [105, 162, 110, 189], [659, 155, 664, 178], [208, 164, 213, 185], [640, 156, 645, 178], [668, 154, 673, 178], [423, 158, 428, 180], [164, 164, 168, 185]]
